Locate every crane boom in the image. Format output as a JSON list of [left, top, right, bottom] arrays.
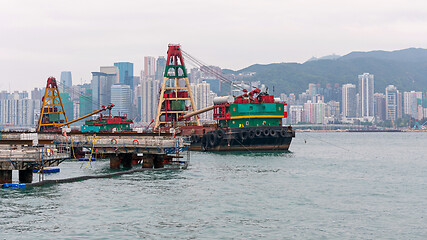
[[182, 105, 215, 119], [56, 104, 115, 127]]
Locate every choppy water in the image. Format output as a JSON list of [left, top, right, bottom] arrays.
[[1, 132, 426, 239]]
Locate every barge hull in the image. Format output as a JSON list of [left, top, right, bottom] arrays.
[[189, 126, 295, 152]]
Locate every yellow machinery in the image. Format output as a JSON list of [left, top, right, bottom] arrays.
[[37, 77, 69, 132], [36, 76, 115, 132]]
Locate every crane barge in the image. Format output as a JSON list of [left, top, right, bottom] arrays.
[[154, 44, 295, 151], [36, 77, 132, 133]]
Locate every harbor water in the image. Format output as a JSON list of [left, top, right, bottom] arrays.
[[1, 132, 426, 239]]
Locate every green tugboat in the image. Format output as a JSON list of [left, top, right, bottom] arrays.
[[179, 88, 295, 151]]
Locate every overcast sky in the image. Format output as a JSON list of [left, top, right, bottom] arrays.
[[1, 0, 427, 91]]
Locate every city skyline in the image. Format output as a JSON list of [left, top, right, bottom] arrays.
[[2, 67, 427, 128], [1, 1, 427, 91]]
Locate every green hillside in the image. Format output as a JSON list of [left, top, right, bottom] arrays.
[[223, 48, 427, 94]]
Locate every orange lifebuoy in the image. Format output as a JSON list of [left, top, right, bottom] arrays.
[[111, 138, 118, 144], [132, 139, 139, 145]]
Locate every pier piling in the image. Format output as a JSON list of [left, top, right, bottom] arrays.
[[0, 170, 12, 184], [142, 155, 154, 168], [19, 169, 33, 183], [110, 155, 121, 169], [121, 153, 132, 168], [153, 155, 165, 169]]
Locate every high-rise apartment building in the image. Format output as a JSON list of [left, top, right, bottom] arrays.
[[303, 100, 325, 124], [191, 81, 216, 121], [396, 91, 403, 119], [308, 83, 317, 96], [60, 92, 74, 121], [325, 100, 340, 120], [76, 88, 92, 125], [190, 68, 202, 84], [200, 66, 222, 94], [358, 73, 374, 118], [60, 71, 72, 92], [144, 57, 156, 80], [342, 83, 357, 118], [139, 78, 160, 124], [312, 94, 324, 103], [385, 85, 400, 121], [0, 95, 38, 127], [100, 66, 119, 84], [288, 105, 304, 124], [155, 56, 166, 80], [404, 91, 423, 119], [374, 93, 386, 122], [111, 84, 131, 117], [31, 88, 41, 101], [91, 68, 119, 111], [114, 62, 134, 88]]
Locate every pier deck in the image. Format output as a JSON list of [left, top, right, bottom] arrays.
[[0, 132, 190, 185]]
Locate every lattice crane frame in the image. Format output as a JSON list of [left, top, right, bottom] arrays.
[[37, 77, 69, 132], [154, 44, 200, 129]]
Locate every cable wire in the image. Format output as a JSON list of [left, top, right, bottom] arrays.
[[181, 50, 246, 91]]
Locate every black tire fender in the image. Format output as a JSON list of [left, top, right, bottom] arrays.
[[217, 129, 225, 139], [270, 129, 277, 137], [208, 133, 218, 146], [248, 130, 255, 139], [263, 128, 270, 136], [239, 130, 249, 141], [280, 129, 287, 137]]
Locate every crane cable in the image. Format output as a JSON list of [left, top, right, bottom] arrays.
[[56, 82, 102, 108], [56, 82, 104, 110], [181, 50, 246, 91], [181, 50, 236, 86]]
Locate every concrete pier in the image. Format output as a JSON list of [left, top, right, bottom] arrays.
[[0, 132, 190, 186]]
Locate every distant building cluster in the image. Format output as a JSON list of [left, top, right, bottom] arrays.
[[0, 56, 222, 128], [2, 63, 427, 130], [284, 73, 427, 126], [0, 91, 39, 128]]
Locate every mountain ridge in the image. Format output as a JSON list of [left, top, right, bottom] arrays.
[[222, 48, 427, 94]]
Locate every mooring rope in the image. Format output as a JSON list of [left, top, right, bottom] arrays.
[[297, 131, 380, 159]]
